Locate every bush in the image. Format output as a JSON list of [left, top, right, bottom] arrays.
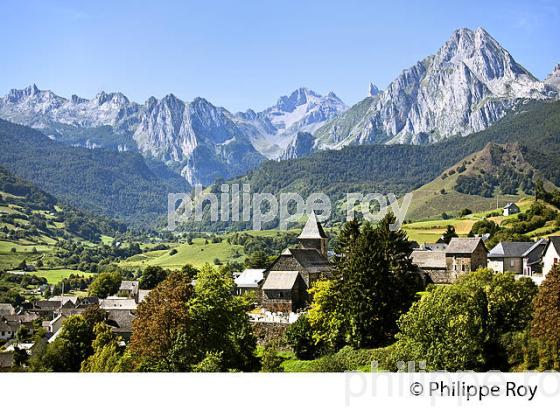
[[286, 315, 320, 360], [459, 208, 472, 217], [261, 343, 284, 372]]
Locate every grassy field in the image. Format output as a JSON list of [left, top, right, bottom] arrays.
[[34, 269, 95, 284], [119, 238, 246, 269], [402, 197, 558, 245]]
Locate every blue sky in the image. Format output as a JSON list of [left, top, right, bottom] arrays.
[[0, 0, 559, 112]]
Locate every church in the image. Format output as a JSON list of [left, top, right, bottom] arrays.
[[260, 212, 332, 312]]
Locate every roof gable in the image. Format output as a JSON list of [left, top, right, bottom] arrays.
[[262, 271, 301, 290], [488, 241, 534, 258], [446, 237, 486, 255]]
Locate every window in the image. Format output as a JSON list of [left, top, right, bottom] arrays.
[[510, 259, 515, 267]]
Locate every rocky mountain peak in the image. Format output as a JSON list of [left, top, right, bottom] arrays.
[[368, 82, 380, 97], [275, 87, 319, 112], [545, 63, 560, 93]]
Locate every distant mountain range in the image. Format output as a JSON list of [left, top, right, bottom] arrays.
[[0, 85, 346, 185], [1, 27, 557, 186]]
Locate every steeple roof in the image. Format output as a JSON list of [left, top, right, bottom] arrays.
[[298, 212, 327, 239]]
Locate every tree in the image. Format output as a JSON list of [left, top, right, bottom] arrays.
[[187, 264, 258, 371], [532, 264, 560, 343], [307, 279, 345, 351], [389, 269, 538, 371], [394, 284, 488, 371], [89, 271, 122, 298], [129, 271, 194, 369], [286, 314, 320, 360], [260, 342, 284, 372], [139, 265, 169, 290], [460, 208, 472, 217], [81, 323, 128, 372], [181, 264, 199, 277], [469, 219, 499, 237], [336, 214, 423, 348], [244, 251, 269, 269], [38, 315, 97, 371], [441, 225, 458, 244], [531, 264, 560, 369]]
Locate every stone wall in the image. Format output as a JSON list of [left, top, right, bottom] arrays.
[[251, 322, 289, 346]]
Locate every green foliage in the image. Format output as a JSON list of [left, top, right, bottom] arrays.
[[192, 351, 224, 372], [130, 265, 258, 372], [139, 265, 170, 290], [81, 323, 126, 372], [285, 314, 321, 360], [469, 219, 499, 237], [530, 264, 560, 369], [441, 225, 457, 244], [260, 343, 284, 372], [309, 215, 424, 351], [188, 264, 258, 372], [34, 313, 102, 371], [389, 269, 538, 371], [0, 119, 189, 226], [89, 271, 122, 298]]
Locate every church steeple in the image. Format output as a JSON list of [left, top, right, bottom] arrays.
[[298, 212, 328, 257]]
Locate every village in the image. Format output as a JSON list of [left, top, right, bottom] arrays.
[[2, 201, 560, 370]]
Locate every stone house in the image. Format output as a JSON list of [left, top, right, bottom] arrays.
[[487, 241, 535, 274], [118, 280, 139, 300], [445, 237, 487, 274], [261, 271, 307, 313], [410, 250, 449, 283], [260, 212, 331, 312]]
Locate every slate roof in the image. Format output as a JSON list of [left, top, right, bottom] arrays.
[[545, 236, 560, 255], [262, 271, 301, 290], [298, 212, 327, 239], [99, 297, 138, 310], [289, 248, 330, 272], [410, 250, 447, 269], [234, 269, 265, 288], [0, 303, 15, 316], [446, 237, 485, 255], [106, 310, 135, 333], [503, 203, 519, 210], [523, 239, 548, 266], [488, 242, 535, 258], [32, 300, 61, 311], [119, 280, 139, 291], [1, 313, 39, 324], [49, 296, 79, 305]]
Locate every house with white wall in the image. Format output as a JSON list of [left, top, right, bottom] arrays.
[[542, 237, 560, 278]]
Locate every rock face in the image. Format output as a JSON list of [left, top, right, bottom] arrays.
[[0, 85, 345, 182], [0, 86, 264, 185], [280, 132, 316, 160], [234, 87, 347, 159], [545, 64, 560, 93], [368, 82, 381, 97], [315, 27, 556, 148]]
